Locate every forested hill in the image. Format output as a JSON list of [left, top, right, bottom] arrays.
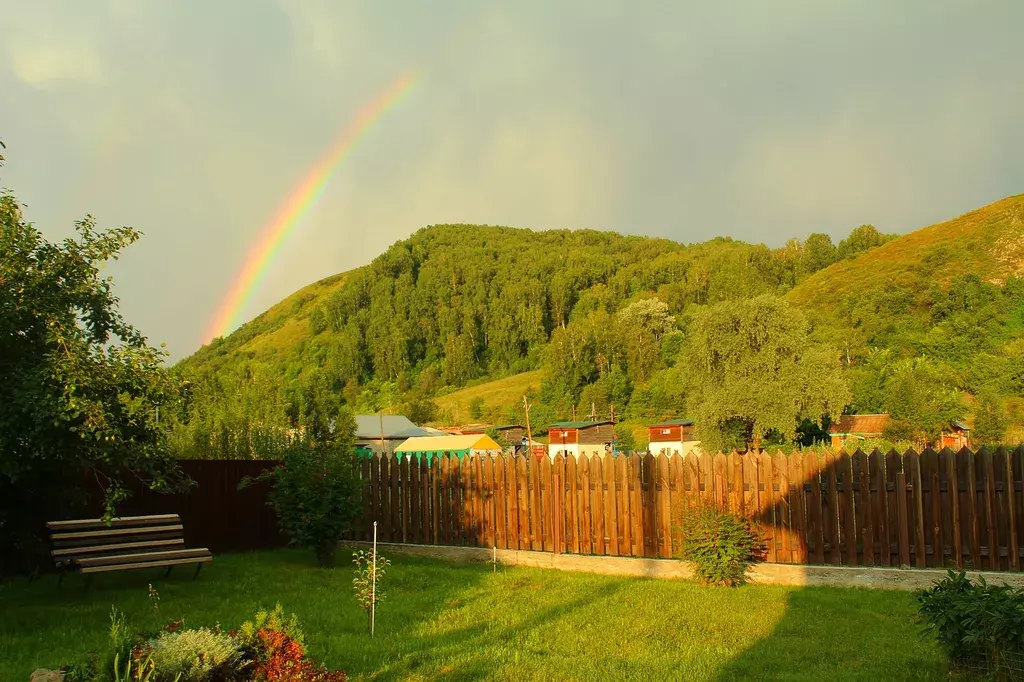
[[179, 223, 854, 397], [174, 195, 1024, 456]]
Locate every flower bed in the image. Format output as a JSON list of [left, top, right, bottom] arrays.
[[61, 604, 345, 682]]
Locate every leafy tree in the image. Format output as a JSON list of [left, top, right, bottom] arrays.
[[971, 392, 1007, 446], [613, 423, 637, 452], [1, 147, 184, 572], [837, 224, 894, 259], [881, 358, 964, 446], [802, 233, 837, 274], [682, 295, 850, 451], [617, 297, 676, 383]]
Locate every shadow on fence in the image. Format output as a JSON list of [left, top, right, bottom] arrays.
[[357, 446, 1024, 571]]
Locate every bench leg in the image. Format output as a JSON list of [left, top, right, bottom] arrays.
[[165, 565, 173, 578], [193, 563, 203, 580]]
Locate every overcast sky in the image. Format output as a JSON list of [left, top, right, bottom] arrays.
[[2, 0, 1022, 361]]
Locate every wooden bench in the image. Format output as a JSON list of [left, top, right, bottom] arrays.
[[47, 514, 213, 584]]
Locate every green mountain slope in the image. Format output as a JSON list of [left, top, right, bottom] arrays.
[[788, 194, 1024, 312]]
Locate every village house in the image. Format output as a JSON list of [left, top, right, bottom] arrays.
[[647, 418, 700, 456], [940, 421, 971, 450], [355, 414, 438, 456], [828, 414, 890, 449], [547, 420, 615, 459]]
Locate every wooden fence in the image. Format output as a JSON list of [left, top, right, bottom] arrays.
[[358, 446, 1024, 571], [109, 459, 284, 553]]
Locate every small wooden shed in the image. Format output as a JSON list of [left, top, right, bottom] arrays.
[[547, 420, 615, 459], [940, 421, 971, 450], [828, 414, 890, 449]]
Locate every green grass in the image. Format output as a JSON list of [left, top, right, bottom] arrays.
[[433, 370, 543, 425], [1, 549, 945, 681]]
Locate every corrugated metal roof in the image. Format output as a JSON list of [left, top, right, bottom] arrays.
[[828, 414, 890, 436], [650, 418, 694, 427], [394, 434, 502, 453], [355, 414, 435, 440], [952, 421, 971, 431], [549, 420, 613, 428]]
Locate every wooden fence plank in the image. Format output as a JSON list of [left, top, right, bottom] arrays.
[[855, 450, 874, 567], [541, 456, 554, 553], [553, 455, 565, 554], [774, 451, 791, 563], [982, 449, 998, 571], [377, 456, 391, 543], [897, 469, 911, 567], [616, 454, 631, 556], [604, 455, 618, 556], [580, 457, 594, 555], [788, 452, 807, 564], [361, 455, 372, 541], [629, 455, 643, 557], [493, 454, 506, 550], [1011, 447, 1023, 571], [805, 452, 824, 565], [965, 449, 981, 568], [592, 456, 606, 555], [505, 454, 519, 551], [482, 456, 494, 549], [762, 452, 776, 564], [657, 454, 672, 559], [567, 455, 580, 555], [823, 451, 840, 566], [906, 452, 926, 569], [516, 455, 530, 553], [871, 450, 889, 567], [885, 451, 901, 568], [944, 450, 961, 568], [838, 453, 857, 566]]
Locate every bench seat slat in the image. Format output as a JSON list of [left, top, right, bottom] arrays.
[[78, 548, 211, 567], [80, 556, 213, 574], [51, 525, 184, 541], [47, 515, 181, 530], [52, 538, 185, 557]]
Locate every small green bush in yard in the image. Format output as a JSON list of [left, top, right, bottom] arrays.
[[147, 627, 242, 681], [917, 570, 1024, 678], [674, 505, 761, 586]]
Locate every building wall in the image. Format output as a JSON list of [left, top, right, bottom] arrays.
[[549, 429, 579, 445], [547, 444, 608, 459], [355, 439, 402, 456], [578, 423, 614, 444], [649, 440, 701, 456]]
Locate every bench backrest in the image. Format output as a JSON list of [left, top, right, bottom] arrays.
[[46, 514, 186, 567]]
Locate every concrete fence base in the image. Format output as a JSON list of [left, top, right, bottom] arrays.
[[346, 541, 1024, 591]]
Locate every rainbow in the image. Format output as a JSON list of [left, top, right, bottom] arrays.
[[203, 72, 419, 344]]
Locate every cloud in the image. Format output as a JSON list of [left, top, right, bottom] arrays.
[[8, 39, 104, 88]]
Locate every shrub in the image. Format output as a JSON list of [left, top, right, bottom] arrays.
[[674, 505, 761, 586], [147, 627, 243, 681], [917, 570, 1024, 677], [245, 441, 362, 568]]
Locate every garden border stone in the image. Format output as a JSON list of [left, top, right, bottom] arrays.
[[346, 541, 1024, 591]]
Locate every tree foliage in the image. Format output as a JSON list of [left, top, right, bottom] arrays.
[[1, 147, 186, 572], [682, 295, 850, 451]]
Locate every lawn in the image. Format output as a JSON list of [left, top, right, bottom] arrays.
[[1, 549, 946, 681]]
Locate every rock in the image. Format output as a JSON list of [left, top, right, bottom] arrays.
[[29, 670, 62, 682]]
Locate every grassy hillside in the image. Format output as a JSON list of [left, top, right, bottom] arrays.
[[179, 270, 356, 377], [788, 194, 1024, 312], [433, 370, 543, 424]]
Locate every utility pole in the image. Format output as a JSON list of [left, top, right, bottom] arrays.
[[523, 396, 533, 457], [571, 404, 577, 421], [588, 401, 597, 422]]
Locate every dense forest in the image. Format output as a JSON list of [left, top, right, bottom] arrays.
[[173, 194, 1024, 457]]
